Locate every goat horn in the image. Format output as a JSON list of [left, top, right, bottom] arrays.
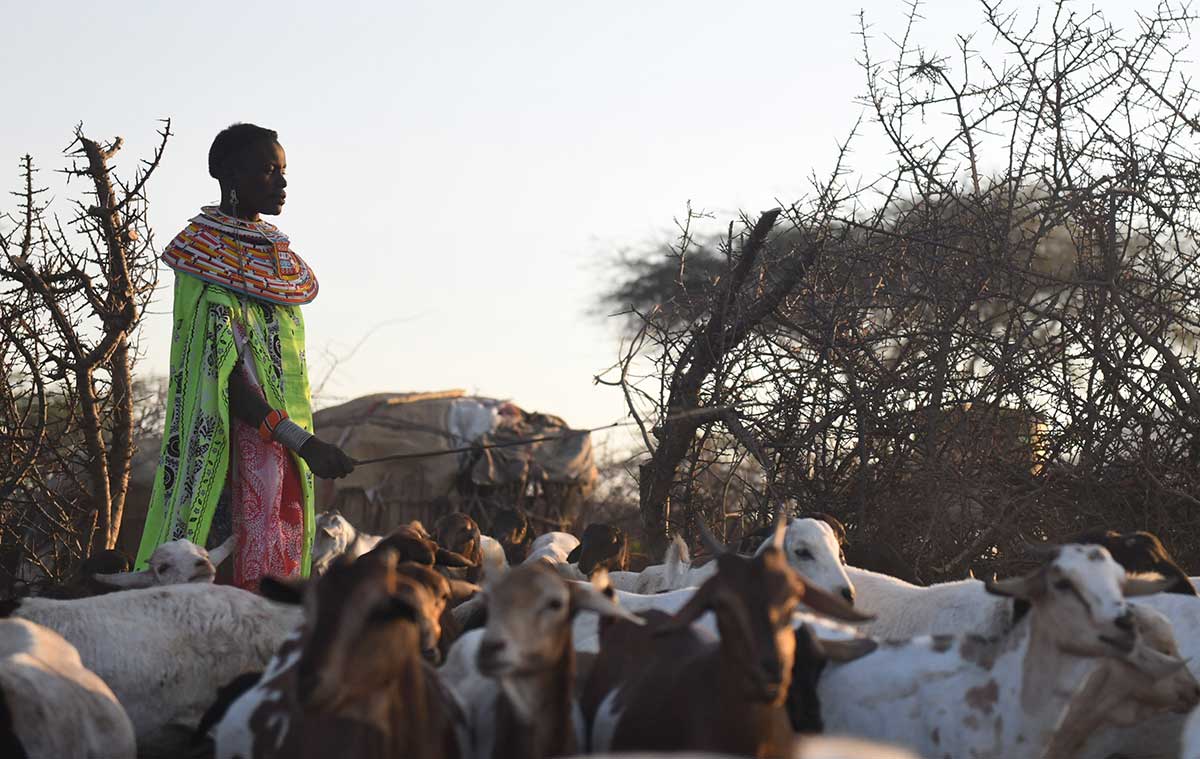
[[208, 536, 235, 568], [92, 569, 156, 589], [1020, 540, 1061, 560]]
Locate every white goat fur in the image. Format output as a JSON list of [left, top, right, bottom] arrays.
[[846, 566, 1011, 640], [1073, 593, 1200, 759], [440, 567, 640, 759], [94, 537, 233, 589], [610, 519, 855, 601], [571, 585, 863, 655], [522, 531, 588, 581], [310, 510, 382, 574], [479, 535, 508, 579], [523, 531, 580, 566], [607, 535, 691, 594], [849, 563, 1200, 758], [12, 583, 302, 740], [0, 618, 136, 759], [816, 546, 1180, 759]]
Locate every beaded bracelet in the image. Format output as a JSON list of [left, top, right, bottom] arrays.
[[258, 409, 289, 442], [272, 418, 314, 453]]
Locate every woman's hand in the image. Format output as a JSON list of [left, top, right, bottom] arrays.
[[299, 437, 355, 479]]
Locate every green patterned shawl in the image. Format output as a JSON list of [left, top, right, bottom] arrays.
[[136, 272, 315, 573]]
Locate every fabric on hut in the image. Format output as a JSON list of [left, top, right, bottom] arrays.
[[469, 409, 597, 492], [312, 393, 597, 528]]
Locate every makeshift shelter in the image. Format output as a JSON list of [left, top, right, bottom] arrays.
[[312, 391, 597, 533]]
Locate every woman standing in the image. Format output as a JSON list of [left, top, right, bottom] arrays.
[[137, 123, 354, 590]]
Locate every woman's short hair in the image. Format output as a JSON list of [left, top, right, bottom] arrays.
[[208, 123, 279, 180]]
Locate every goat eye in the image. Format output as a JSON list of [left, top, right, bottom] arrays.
[[158, 563, 172, 573], [1053, 579, 1073, 592], [794, 548, 814, 561], [546, 599, 564, 612]]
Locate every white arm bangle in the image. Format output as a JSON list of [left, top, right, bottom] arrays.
[[273, 418, 314, 452]]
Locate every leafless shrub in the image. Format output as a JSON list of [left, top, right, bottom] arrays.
[[603, 1, 1200, 580], [0, 123, 169, 592]]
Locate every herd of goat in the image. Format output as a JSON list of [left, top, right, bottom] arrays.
[[4, 507, 1200, 758]]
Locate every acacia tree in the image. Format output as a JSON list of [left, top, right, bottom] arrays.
[[603, 0, 1200, 578], [0, 123, 169, 589]]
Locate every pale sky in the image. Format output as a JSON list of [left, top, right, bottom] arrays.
[[2, 0, 1171, 452]]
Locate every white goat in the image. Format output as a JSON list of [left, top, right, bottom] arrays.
[[1072, 592, 1200, 759], [573, 517, 858, 654], [1051, 603, 1200, 758], [608, 535, 691, 594], [9, 583, 302, 742], [845, 561, 1200, 759], [92, 536, 233, 589], [524, 531, 581, 566], [0, 617, 136, 759], [522, 531, 586, 581], [845, 565, 1010, 640], [310, 510, 383, 574], [612, 518, 856, 603], [816, 545, 1179, 759], [479, 535, 508, 580]]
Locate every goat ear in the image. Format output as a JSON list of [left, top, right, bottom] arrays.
[[259, 575, 307, 605], [208, 536, 235, 568], [435, 548, 476, 568], [92, 569, 156, 589], [1020, 540, 1061, 561], [985, 570, 1045, 600], [566, 545, 582, 563], [1124, 640, 1188, 681], [569, 579, 644, 625], [769, 509, 789, 552], [408, 520, 431, 539], [798, 579, 874, 622], [1124, 573, 1172, 597], [451, 593, 489, 630], [446, 579, 481, 604], [807, 512, 848, 546], [811, 634, 878, 662]]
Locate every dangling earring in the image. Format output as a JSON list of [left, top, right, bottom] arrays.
[[228, 188, 239, 206]]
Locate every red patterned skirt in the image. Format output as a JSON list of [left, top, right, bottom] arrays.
[[229, 417, 305, 591]]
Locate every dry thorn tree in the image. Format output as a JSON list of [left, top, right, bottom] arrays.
[[0, 121, 170, 590]]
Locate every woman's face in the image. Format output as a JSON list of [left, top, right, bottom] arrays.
[[229, 140, 287, 217]]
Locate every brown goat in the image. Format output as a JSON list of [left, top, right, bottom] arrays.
[[567, 524, 630, 576], [368, 524, 477, 571], [229, 550, 463, 759], [489, 508, 532, 565], [583, 520, 869, 758], [393, 562, 480, 663], [434, 513, 485, 583]]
